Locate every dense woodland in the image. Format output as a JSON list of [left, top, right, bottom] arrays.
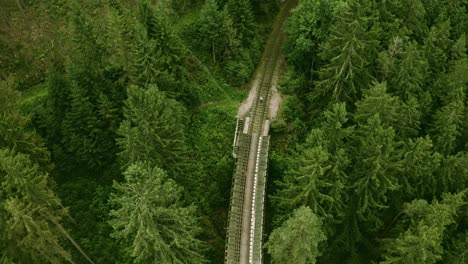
[[0, 0, 467, 263]]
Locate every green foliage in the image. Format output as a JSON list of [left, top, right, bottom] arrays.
[[380, 191, 466, 264], [436, 152, 468, 194], [45, 4, 122, 176], [313, 0, 380, 104], [0, 149, 71, 263], [274, 0, 468, 262], [186, 0, 238, 63], [188, 102, 237, 210], [225, 0, 256, 45], [354, 82, 421, 138], [430, 90, 464, 155], [391, 41, 429, 100], [0, 78, 50, 169], [400, 137, 441, 199], [285, 0, 335, 74], [444, 231, 468, 264], [59, 178, 121, 263], [273, 103, 352, 223], [117, 85, 186, 179], [350, 114, 401, 230], [109, 161, 207, 264], [265, 206, 327, 264], [423, 19, 451, 80]]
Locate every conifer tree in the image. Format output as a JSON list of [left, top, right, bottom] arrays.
[[443, 231, 468, 264], [265, 206, 327, 264], [132, 0, 193, 102], [350, 114, 401, 230], [188, 0, 238, 64], [274, 130, 337, 218], [109, 161, 206, 264], [381, 191, 466, 264], [354, 82, 421, 138], [117, 85, 186, 178], [391, 41, 428, 100], [47, 3, 121, 175], [391, 0, 427, 42], [0, 149, 71, 263], [0, 78, 50, 168], [225, 0, 256, 45], [437, 152, 468, 194], [313, 0, 380, 104], [424, 20, 451, 81], [285, 0, 335, 76], [274, 104, 351, 222], [400, 137, 441, 199], [430, 91, 464, 155]]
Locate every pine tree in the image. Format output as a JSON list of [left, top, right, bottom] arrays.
[[391, 41, 428, 100], [274, 130, 337, 218], [187, 0, 238, 64], [132, 0, 192, 101], [354, 82, 421, 138], [285, 0, 335, 78], [443, 231, 468, 264], [274, 103, 351, 223], [0, 149, 71, 263], [424, 20, 451, 81], [313, 0, 380, 104], [117, 85, 186, 179], [400, 137, 441, 199], [319, 103, 354, 151], [0, 78, 50, 168], [265, 206, 327, 264], [225, 0, 256, 45], [350, 114, 401, 230], [381, 191, 466, 264], [391, 0, 427, 42], [47, 3, 121, 175], [437, 152, 468, 194], [430, 90, 464, 155], [109, 161, 206, 264]]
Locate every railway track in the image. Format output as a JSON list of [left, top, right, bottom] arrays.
[[225, 1, 296, 263]]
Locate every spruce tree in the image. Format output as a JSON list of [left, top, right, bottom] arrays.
[[424, 20, 451, 81], [0, 78, 50, 168], [430, 91, 464, 155], [117, 85, 186, 179], [265, 206, 327, 264], [437, 152, 468, 194], [355, 82, 421, 138], [381, 191, 466, 264], [109, 161, 206, 264], [130, 0, 200, 105], [274, 103, 351, 223], [47, 3, 121, 175], [443, 231, 468, 264], [391, 41, 428, 100], [313, 0, 380, 104], [225, 0, 256, 45], [400, 137, 441, 199], [0, 149, 71, 263], [285, 0, 335, 76], [350, 114, 401, 230], [188, 0, 238, 64]]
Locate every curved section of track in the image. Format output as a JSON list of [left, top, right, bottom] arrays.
[[225, 1, 296, 263]]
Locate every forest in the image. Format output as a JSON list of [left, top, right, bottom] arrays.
[[0, 0, 467, 263]]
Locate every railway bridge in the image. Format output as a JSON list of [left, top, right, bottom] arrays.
[[224, 1, 296, 263]]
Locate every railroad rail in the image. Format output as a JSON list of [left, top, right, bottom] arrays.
[[225, 1, 296, 263]]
